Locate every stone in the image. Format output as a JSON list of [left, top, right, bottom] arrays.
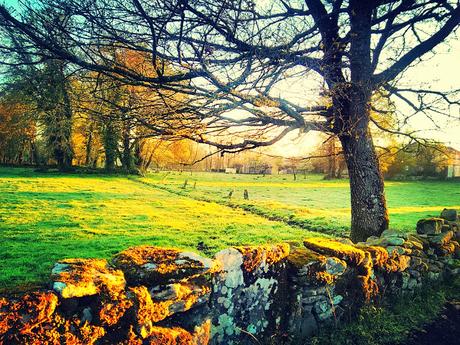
[[235, 243, 290, 272], [0, 292, 58, 337], [437, 242, 456, 256], [302, 295, 327, 305], [150, 282, 211, 314], [314, 299, 331, 315], [403, 240, 424, 251], [407, 278, 418, 290], [441, 224, 452, 233], [408, 269, 421, 279], [214, 248, 244, 289], [324, 257, 347, 275], [440, 209, 458, 222], [303, 238, 366, 265], [127, 282, 211, 335], [113, 246, 218, 286], [299, 315, 318, 338], [212, 244, 288, 344], [386, 246, 406, 256], [128, 286, 157, 338], [416, 218, 444, 235], [366, 236, 405, 247], [303, 287, 327, 297], [144, 319, 211, 345], [381, 230, 408, 240], [0, 291, 106, 344], [316, 309, 334, 322], [51, 258, 126, 298], [453, 241, 460, 259], [97, 291, 133, 327], [429, 231, 453, 246], [81, 307, 93, 324]]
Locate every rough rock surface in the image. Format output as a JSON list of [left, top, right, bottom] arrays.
[[416, 218, 444, 235], [211, 244, 290, 345], [112, 246, 217, 285], [51, 258, 126, 299]]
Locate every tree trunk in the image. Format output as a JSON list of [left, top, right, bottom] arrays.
[[85, 124, 93, 166], [335, 0, 388, 242], [103, 118, 118, 172], [121, 127, 132, 172], [340, 131, 389, 242], [327, 138, 337, 179], [55, 61, 73, 171]]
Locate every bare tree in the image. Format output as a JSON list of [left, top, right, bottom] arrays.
[[1, 0, 459, 241]]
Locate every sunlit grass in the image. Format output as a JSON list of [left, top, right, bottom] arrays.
[[141, 171, 460, 233], [0, 167, 326, 292]]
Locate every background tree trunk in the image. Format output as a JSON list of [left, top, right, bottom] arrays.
[[102, 118, 118, 172]]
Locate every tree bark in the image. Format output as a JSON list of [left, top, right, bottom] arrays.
[[335, 0, 388, 242], [85, 124, 93, 166], [340, 128, 389, 242], [121, 119, 132, 172], [102, 118, 118, 172]]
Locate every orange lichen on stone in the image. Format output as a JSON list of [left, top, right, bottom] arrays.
[[236, 243, 290, 272], [383, 254, 411, 273], [115, 246, 179, 267], [145, 320, 211, 345], [113, 246, 216, 285], [303, 238, 366, 265], [358, 252, 379, 300], [0, 292, 103, 344], [146, 326, 194, 345], [98, 291, 133, 327], [61, 319, 105, 345], [193, 319, 211, 345], [118, 282, 211, 339], [439, 242, 456, 255], [51, 258, 126, 299], [356, 245, 389, 268], [302, 239, 381, 300], [286, 247, 320, 269], [0, 291, 59, 340], [118, 326, 143, 345], [129, 286, 160, 339], [152, 283, 211, 312], [315, 271, 336, 285]]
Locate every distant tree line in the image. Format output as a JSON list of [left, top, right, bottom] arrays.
[[0, 50, 204, 173]]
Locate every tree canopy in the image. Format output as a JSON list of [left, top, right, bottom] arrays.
[[0, 0, 459, 241]]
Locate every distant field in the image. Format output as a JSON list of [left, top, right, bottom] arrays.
[[1, 167, 459, 292], [141, 171, 460, 233], [0, 168, 323, 292]]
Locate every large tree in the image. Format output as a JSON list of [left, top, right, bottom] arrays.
[[1, 0, 459, 241]]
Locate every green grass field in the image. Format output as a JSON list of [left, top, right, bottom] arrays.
[[0, 167, 323, 292], [0, 167, 459, 292], [141, 171, 460, 233]]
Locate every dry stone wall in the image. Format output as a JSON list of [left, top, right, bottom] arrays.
[[1, 209, 460, 344]]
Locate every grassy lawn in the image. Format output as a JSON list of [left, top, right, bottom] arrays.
[[1, 167, 459, 292], [0, 167, 324, 293], [141, 171, 460, 233]]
